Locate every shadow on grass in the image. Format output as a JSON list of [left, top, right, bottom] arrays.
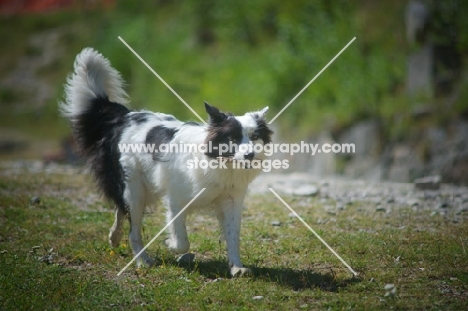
[[177, 258, 361, 292]]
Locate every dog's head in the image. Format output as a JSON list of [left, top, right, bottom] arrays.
[[204, 102, 273, 164]]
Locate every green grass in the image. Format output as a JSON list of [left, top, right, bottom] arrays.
[[1, 165, 467, 310]]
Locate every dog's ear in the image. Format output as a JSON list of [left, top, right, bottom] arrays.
[[254, 106, 269, 119], [259, 106, 269, 117], [205, 101, 228, 124]]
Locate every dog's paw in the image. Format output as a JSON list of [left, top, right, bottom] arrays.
[[165, 238, 190, 254], [109, 237, 120, 248], [135, 256, 156, 268], [230, 267, 251, 277], [108, 230, 123, 248]]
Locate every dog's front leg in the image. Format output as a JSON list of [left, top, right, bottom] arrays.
[[219, 201, 251, 277], [165, 207, 190, 254]]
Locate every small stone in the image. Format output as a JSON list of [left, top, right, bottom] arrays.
[[177, 253, 195, 264], [271, 221, 281, 227], [30, 196, 40, 205], [384, 283, 395, 290], [38, 254, 55, 264], [336, 203, 345, 211], [384, 283, 397, 297], [252, 296, 264, 300], [414, 175, 441, 190], [438, 202, 450, 209], [292, 185, 319, 197], [376, 206, 386, 213], [407, 199, 420, 207]]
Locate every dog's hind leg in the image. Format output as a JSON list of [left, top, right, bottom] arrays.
[[109, 207, 125, 247], [126, 178, 154, 267]]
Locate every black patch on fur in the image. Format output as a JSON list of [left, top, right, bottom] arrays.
[[130, 112, 151, 124], [205, 116, 243, 159], [254, 117, 273, 144], [162, 115, 177, 121], [71, 96, 130, 214], [145, 126, 178, 161]]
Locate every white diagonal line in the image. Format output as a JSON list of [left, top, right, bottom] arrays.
[[268, 37, 356, 124], [269, 188, 358, 277], [117, 188, 206, 276], [118, 36, 207, 124]]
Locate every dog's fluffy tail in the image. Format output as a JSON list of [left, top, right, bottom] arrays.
[[61, 48, 129, 119], [61, 48, 131, 212]]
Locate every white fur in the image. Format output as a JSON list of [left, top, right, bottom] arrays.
[[65, 48, 271, 277], [61, 48, 129, 118], [116, 113, 268, 275]]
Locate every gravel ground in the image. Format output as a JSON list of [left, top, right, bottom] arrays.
[[2, 160, 467, 221], [251, 172, 468, 219]]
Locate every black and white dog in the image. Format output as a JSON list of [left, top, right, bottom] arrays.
[[61, 48, 273, 276]]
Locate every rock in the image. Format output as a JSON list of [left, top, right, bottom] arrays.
[[252, 296, 264, 300], [271, 221, 281, 227], [384, 283, 395, 290], [405, 0, 428, 44], [457, 206, 468, 214], [387, 144, 424, 182], [376, 206, 387, 213], [384, 283, 397, 297], [177, 253, 195, 264], [38, 253, 55, 264], [310, 131, 336, 177], [414, 175, 441, 190], [339, 120, 380, 158], [407, 198, 420, 207], [438, 202, 450, 209], [30, 196, 41, 205], [292, 185, 319, 197], [407, 44, 433, 97]]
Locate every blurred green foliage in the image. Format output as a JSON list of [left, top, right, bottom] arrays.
[[0, 0, 467, 140], [92, 0, 407, 136]]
